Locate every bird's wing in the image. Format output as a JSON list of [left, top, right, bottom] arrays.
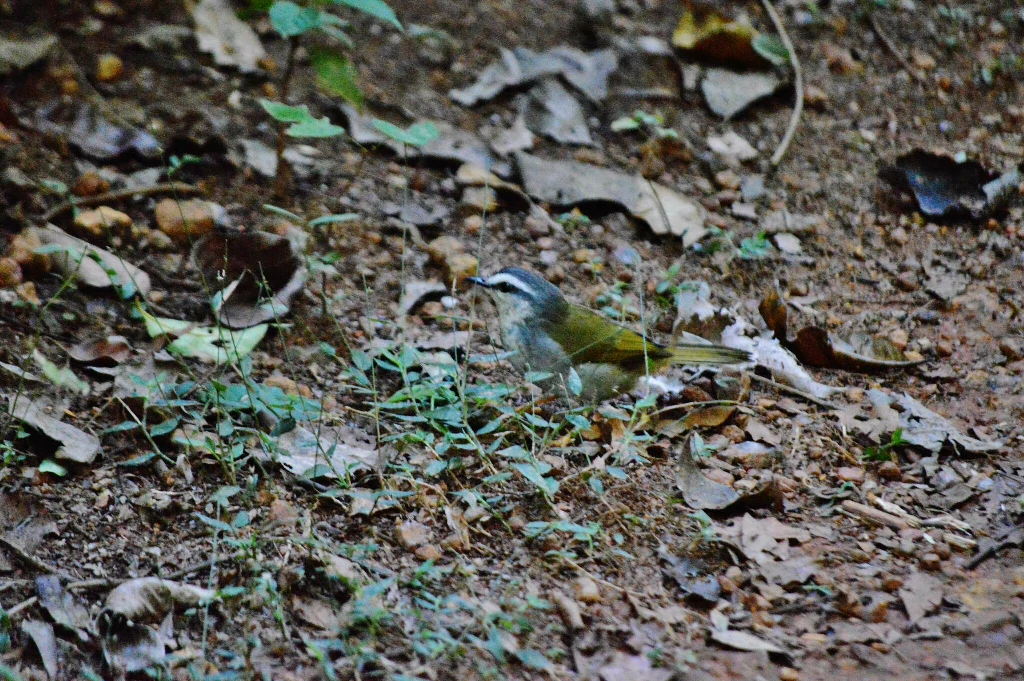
[[544, 305, 670, 367]]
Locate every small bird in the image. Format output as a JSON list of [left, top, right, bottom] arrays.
[[469, 267, 750, 401]]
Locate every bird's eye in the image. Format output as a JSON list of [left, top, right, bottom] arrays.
[[493, 282, 514, 293]]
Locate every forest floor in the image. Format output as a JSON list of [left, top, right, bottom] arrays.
[[0, 0, 1023, 679]]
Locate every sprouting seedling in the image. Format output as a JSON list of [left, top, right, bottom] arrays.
[[863, 428, 910, 462], [610, 110, 679, 140], [263, 0, 403, 196], [738, 232, 772, 260], [371, 119, 439, 151]]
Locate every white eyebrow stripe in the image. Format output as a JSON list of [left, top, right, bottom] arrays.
[[485, 273, 535, 297]]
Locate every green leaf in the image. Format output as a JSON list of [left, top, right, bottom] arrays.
[[565, 414, 590, 430], [261, 100, 310, 123], [210, 485, 242, 506], [286, 117, 345, 138], [332, 0, 402, 30], [102, 421, 140, 435], [566, 367, 583, 397], [371, 118, 438, 148], [195, 513, 234, 534], [148, 418, 179, 437], [262, 204, 305, 224], [308, 213, 360, 227], [217, 585, 247, 598], [117, 452, 157, 467], [136, 306, 269, 365], [32, 349, 89, 395], [610, 116, 641, 132], [38, 459, 67, 477], [513, 463, 558, 497], [260, 100, 345, 138], [738, 232, 772, 260], [0, 664, 24, 681], [310, 47, 363, 107], [424, 459, 448, 476], [269, 1, 322, 38], [232, 510, 251, 529], [515, 649, 552, 671], [752, 34, 790, 67]]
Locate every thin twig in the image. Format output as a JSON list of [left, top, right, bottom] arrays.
[[761, 0, 803, 166], [3, 556, 231, 619], [749, 373, 837, 409], [562, 556, 646, 598], [867, 12, 925, 84], [0, 537, 70, 579], [40, 182, 200, 222]]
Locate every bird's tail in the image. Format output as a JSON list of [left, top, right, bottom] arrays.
[[666, 344, 750, 366]]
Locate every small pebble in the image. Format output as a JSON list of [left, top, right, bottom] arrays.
[[935, 340, 954, 357], [703, 469, 734, 486], [803, 84, 829, 108], [0, 258, 23, 288], [95, 54, 124, 82], [573, 576, 601, 603], [414, 544, 443, 561], [888, 328, 909, 350], [731, 202, 757, 220], [72, 171, 109, 197], [837, 466, 865, 484], [877, 461, 902, 481], [714, 170, 741, 190], [74, 206, 132, 238], [895, 271, 919, 292], [154, 198, 216, 243], [779, 667, 799, 681], [395, 520, 430, 550], [919, 551, 941, 571]]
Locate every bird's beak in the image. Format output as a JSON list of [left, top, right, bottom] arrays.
[[467, 276, 488, 288]]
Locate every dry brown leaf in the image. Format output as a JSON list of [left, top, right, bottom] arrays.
[[759, 289, 923, 372], [672, 6, 768, 69]]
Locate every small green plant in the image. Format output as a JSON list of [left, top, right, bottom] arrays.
[[689, 432, 720, 459], [554, 208, 592, 230], [738, 232, 772, 260], [610, 110, 679, 140], [687, 510, 716, 543], [653, 264, 704, 308], [862, 428, 910, 462], [166, 153, 201, 178], [262, 0, 403, 194], [751, 34, 789, 66], [595, 281, 640, 322]]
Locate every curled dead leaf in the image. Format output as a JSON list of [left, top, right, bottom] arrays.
[[759, 289, 924, 372], [672, 6, 769, 69], [67, 335, 132, 366], [9, 396, 100, 464], [33, 224, 151, 297], [191, 230, 307, 329]]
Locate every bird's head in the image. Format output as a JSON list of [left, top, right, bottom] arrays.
[[468, 267, 567, 329]]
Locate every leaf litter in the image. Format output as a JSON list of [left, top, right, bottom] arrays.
[[8, 396, 100, 464], [515, 152, 707, 243]]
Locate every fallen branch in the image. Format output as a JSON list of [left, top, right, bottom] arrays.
[[867, 12, 925, 85], [749, 373, 836, 410], [840, 500, 910, 531], [41, 182, 201, 222], [0, 536, 70, 579], [761, 0, 803, 166], [965, 529, 1023, 570], [4, 555, 230, 618]]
